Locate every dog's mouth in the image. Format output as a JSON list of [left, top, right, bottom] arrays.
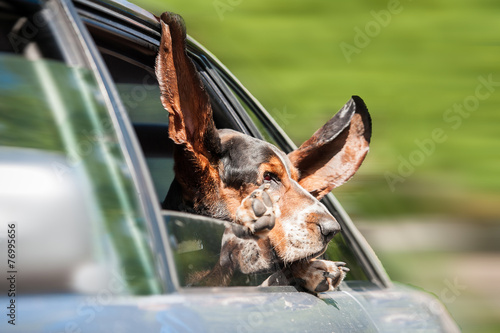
[[265, 217, 340, 264], [272, 240, 331, 265], [306, 245, 330, 262]]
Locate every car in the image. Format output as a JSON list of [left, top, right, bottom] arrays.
[[0, 0, 460, 331]]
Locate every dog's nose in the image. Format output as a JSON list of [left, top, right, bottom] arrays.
[[318, 218, 341, 242]]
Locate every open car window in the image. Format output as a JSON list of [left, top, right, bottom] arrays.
[[83, 9, 371, 289]]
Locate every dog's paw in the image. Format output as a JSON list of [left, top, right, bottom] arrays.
[[292, 259, 349, 294], [234, 184, 275, 237]]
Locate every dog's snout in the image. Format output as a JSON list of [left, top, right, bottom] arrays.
[[319, 218, 341, 242]]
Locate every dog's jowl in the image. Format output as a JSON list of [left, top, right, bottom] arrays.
[[155, 12, 371, 294]]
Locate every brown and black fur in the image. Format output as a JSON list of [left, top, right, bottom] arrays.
[[155, 12, 371, 294]]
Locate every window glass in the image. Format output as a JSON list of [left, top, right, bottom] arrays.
[[0, 54, 161, 295], [0, 6, 64, 61], [164, 212, 274, 287], [0, 10, 22, 54]]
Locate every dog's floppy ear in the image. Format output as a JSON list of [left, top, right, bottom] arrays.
[[288, 96, 371, 200], [155, 12, 222, 200]]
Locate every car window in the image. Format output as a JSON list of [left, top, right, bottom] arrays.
[[0, 5, 61, 61], [0, 2, 161, 296], [86, 22, 284, 287], [84, 11, 370, 289], [93, 48, 243, 203]]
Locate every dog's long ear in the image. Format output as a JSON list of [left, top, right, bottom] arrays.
[[288, 96, 371, 200], [155, 13, 222, 200]]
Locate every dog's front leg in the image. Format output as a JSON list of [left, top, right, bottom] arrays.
[[261, 259, 348, 294], [289, 259, 349, 294]]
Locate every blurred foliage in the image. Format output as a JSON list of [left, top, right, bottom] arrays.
[[135, 0, 500, 222]]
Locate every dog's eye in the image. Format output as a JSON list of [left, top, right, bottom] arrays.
[[263, 172, 279, 183]]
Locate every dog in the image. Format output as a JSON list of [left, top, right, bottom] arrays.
[[155, 12, 371, 294]]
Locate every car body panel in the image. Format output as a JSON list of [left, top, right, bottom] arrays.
[[1, 283, 457, 332]]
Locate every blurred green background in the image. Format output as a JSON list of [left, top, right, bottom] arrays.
[[135, 0, 499, 331]]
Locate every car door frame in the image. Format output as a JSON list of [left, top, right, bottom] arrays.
[[42, 0, 175, 293], [72, 0, 391, 292]]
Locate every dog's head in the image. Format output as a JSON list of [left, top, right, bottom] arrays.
[[156, 13, 371, 266]]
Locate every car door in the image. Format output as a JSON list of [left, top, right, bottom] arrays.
[[76, 0, 377, 282], [75, 2, 460, 332], [0, 0, 459, 332], [71, 0, 388, 330]]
